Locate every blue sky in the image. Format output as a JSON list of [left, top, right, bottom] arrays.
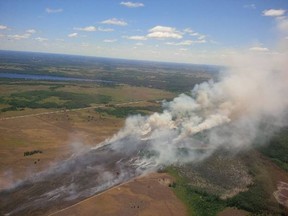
[[0, 0, 287, 64]]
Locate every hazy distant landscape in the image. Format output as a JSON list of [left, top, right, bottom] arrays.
[[0, 50, 216, 92]]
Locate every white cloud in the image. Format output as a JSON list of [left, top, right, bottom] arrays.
[[101, 18, 127, 26], [26, 29, 36, 34], [98, 27, 114, 32], [197, 39, 207, 44], [135, 42, 144, 46], [81, 43, 89, 47], [147, 26, 183, 39], [103, 39, 117, 43], [0, 25, 8, 30], [190, 32, 199, 36], [147, 31, 183, 39], [149, 26, 176, 33], [244, 4, 256, 9], [68, 32, 78, 38], [125, 35, 147, 40], [8, 33, 31, 40], [35, 37, 48, 42], [198, 35, 206, 40], [183, 28, 200, 36], [120, 1, 144, 8], [249, 46, 269, 52], [277, 17, 288, 34], [183, 28, 193, 33], [166, 39, 206, 46], [46, 8, 63, 14], [262, 9, 286, 17], [74, 26, 97, 32], [183, 28, 208, 42]]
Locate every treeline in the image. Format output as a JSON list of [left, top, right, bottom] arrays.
[[93, 71, 210, 93], [259, 127, 288, 171], [24, 150, 43, 156], [226, 183, 271, 214], [95, 105, 162, 118], [0, 90, 111, 112]]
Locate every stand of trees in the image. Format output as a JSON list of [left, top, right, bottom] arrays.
[[24, 150, 43, 156]]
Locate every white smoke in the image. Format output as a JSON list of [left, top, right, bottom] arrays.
[[23, 12, 288, 182], [103, 49, 288, 170]]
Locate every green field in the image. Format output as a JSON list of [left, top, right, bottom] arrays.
[[0, 80, 175, 115]]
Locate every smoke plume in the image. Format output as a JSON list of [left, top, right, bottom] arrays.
[[104, 50, 288, 170]]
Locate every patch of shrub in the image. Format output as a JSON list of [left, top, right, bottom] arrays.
[[24, 150, 43, 156], [259, 128, 288, 171], [95, 105, 161, 118], [165, 167, 226, 216], [0, 90, 112, 111]]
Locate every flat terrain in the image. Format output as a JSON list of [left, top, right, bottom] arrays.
[[0, 80, 188, 216], [0, 108, 122, 188], [51, 173, 187, 216], [0, 100, 169, 188]]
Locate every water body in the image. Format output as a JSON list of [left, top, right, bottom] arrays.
[[0, 72, 115, 84]]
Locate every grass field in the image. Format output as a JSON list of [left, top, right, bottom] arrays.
[[0, 77, 174, 191], [0, 80, 175, 116]]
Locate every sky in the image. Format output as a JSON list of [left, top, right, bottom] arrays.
[[0, 0, 287, 64]]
